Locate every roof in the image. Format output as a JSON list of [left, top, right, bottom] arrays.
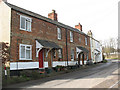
[[77, 46, 89, 53], [36, 39, 61, 49], [90, 36, 100, 43], [94, 49, 100, 52], [5, 2, 88, 36]]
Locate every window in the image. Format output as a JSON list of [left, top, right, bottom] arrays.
[[79, 37, 81, 43], [20, 44, 32, 60], [71, 49, 74, 61], [58, 49, 62, 58], [20, 15, 32, 31], [57, 27, 62, 40], [53, 50, 56, 58], [70, 31, 73, 42], [87, 55, 89, 60], [85, 37, 88, 45]]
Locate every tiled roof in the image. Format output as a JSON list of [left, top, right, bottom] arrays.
[[36, 39, 61, 49], [6, 2, 88, 36], [77, 46, 89, 53]]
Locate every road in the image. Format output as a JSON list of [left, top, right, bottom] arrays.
[[4, 59, 120, 89]]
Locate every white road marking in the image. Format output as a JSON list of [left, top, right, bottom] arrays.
[[109, 80, 120, 88]]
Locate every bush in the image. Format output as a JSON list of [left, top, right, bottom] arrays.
[[103, 60, 108, 63], [86, 60, 93, 65]]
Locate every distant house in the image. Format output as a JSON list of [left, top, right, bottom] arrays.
[[0, 0, 92, 74], [87, 30, 103, 63]]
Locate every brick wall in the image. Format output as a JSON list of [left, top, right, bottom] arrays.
[[10, 9, 91, 63]]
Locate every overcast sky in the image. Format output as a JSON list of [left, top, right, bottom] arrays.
[[8, 0, 118, 41]]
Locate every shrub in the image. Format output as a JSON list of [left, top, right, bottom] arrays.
[[103, 60, 108, 63]]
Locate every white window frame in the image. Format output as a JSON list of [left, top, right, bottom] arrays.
[[71, 49, 74, 61], [85, 37, 88, 45], [58, 49, 62, 58], [57, 27, 62, 40], [87, 55, 89, 60], [19, 44, 32, 60], [70, 31, 73, 42], [20, 15, 32, 32]]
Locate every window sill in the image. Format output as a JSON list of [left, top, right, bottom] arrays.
[[20, 28, 32, 32], [58, 39, 62, 41], [19, 59, 32, 60]]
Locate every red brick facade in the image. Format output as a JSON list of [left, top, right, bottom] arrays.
[[10, 9, 91, 65]]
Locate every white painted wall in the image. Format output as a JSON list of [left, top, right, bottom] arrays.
[[44, 61, 48, 68], [10, 61, 87, 70], [10, 61, 49, 70], [0, 1, 11, 43], [52, 61, 87, 67], [90, 37, 103, 63], [94, 40, 103, 63], [10, 62, 39, 70]]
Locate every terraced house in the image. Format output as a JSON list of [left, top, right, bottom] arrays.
[[0, 0, 92, 73]]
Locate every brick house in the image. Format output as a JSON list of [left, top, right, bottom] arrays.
[[0, 0, 91, 72]]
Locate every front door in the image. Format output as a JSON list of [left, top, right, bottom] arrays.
[[82, 54, 84, 65], [39, 49, 44, 68], [78, 54, 80, 65], [48, 50, 53, 68]]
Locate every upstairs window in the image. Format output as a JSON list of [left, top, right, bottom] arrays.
[[79, 37, 81, 43], [85, 37, 88, 45], [70, 31, 73, 42], [20, 15, 32, 32], [57, 27, 62, 40]]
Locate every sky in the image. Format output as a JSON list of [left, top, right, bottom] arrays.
[[8, 0, 118, 42]]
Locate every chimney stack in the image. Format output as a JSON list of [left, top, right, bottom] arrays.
[[75, 23, 82, 31], [87, 30, 93, 37], [48, 10, 58, 21]]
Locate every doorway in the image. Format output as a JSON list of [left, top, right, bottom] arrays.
[[48, 50, 53, 68], [39, 49, 44, 68], [82, 54, 84, 65]]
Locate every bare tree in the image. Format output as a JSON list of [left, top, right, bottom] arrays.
[[102, 37, 117, 58]]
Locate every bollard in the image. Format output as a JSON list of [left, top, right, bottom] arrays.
[[4, 66, 7, 79]]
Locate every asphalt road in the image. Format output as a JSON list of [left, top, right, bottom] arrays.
[[4, 59, 120, 89]]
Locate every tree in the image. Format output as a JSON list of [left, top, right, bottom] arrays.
[[102, 37, 118, 58]]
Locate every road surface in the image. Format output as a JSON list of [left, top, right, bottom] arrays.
[[4, 59, 120, 89]]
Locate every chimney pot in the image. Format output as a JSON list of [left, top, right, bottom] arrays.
[[52, 9, 55, 13], [48, 10, 58, 21], [87, 30, 93, 37], [75, 23, 82, 31]]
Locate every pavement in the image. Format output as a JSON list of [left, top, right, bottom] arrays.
[[3, 59, 120, 89]]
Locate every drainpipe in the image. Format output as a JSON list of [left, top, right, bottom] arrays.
[[65, 29, 68, 66], [17, 39, 21, 76]]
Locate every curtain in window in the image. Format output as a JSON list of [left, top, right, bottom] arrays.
[[70, 31, 73, 42], [21, 17, 26, 29], [26, 19, 31, 31], [57, 28, 61, 39], [21, 46, 25, 58], [58, 49, 62, 58]]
